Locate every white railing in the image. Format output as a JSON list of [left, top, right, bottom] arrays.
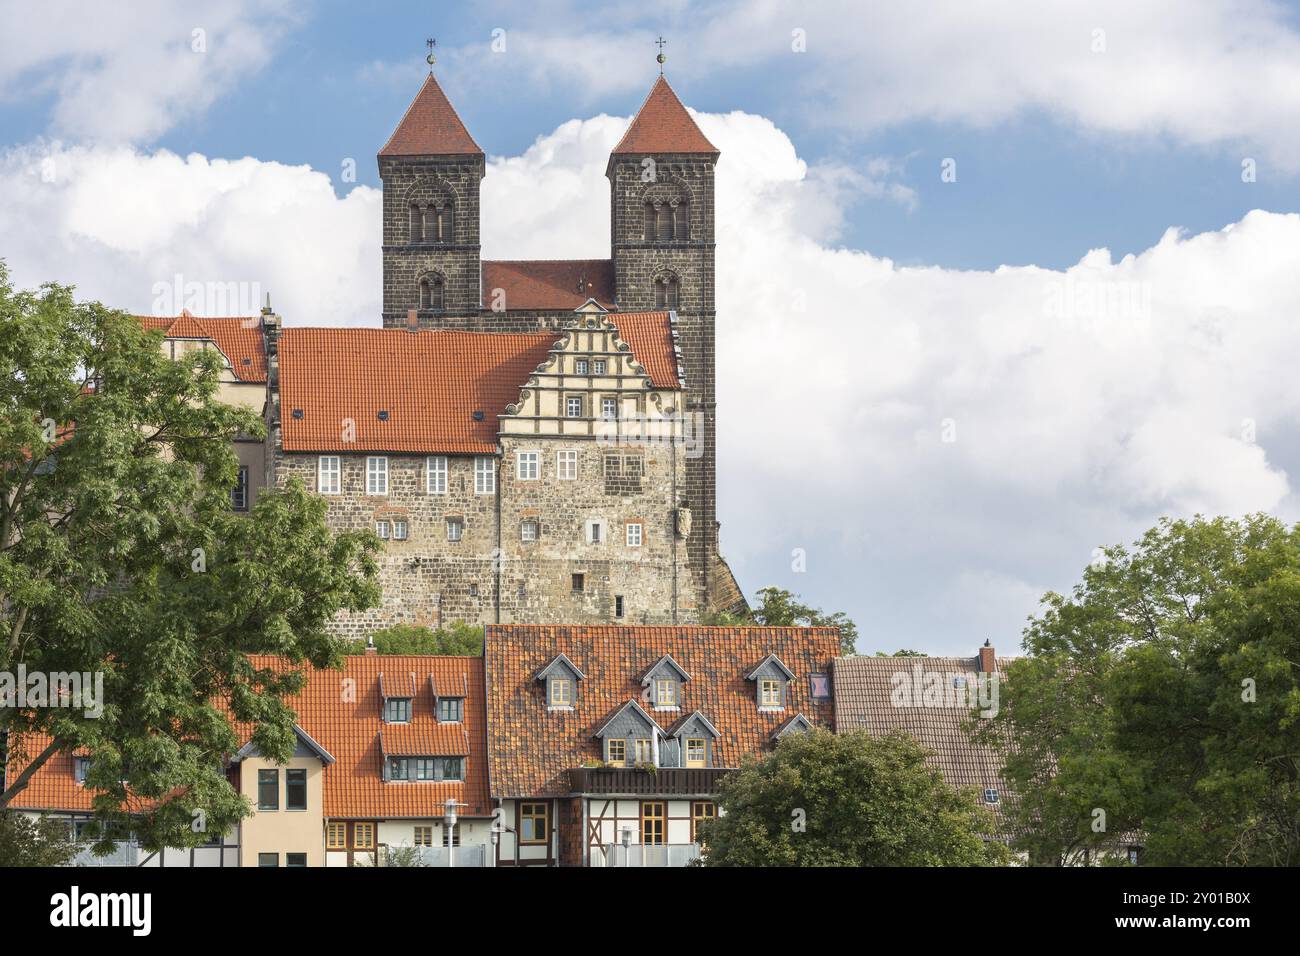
[[386, 844, 488, 867], [72, 841, 141, 867], [592, 843, 701, 867]]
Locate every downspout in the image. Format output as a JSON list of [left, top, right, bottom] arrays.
[[670, 412, 679, 624], [494, 449, 502, 625]]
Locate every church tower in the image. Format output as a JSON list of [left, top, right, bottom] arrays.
[[608, 76, 736, 609], [379, 71, 484, 326]]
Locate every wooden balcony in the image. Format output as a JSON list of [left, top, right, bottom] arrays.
[[567, 766, 733, 796]]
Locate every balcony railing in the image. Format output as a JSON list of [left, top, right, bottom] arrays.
[[71, 841, 141, 867], [567, 766, 732, 796], [591, 843, 702, 868]]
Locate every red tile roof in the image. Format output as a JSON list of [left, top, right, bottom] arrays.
[[278, 328, 555, 454], [611, 77, 718, 156], [484, 625, 840, 798], [481, 259, 615, 310], [138, 312, 267, 383], [379, 73, 482, 157], [614, 311, 683, 389], [5, 655, 492, 820]]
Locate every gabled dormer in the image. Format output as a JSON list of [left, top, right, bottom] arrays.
[[640, 653, 691, 711], [667, 710, 720, 768], [536, 653, 585, 711], [233, 724, 337, 766], [772, 713, 813, 743], [379, 671, 417, 723], [746, 654, 795, 712], [429, 673, 465, 723], [594, 699, 663, 767]]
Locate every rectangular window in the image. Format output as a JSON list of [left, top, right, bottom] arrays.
[[571, 573, 584, 593], [556, 450, 577, 480], [516, 450, 539, 480], [385, 698, 411, 723], [614, 595, 624, 619], [521, 519, 538, 542], [565, 396, 583, 418], [414, 825, 433, 847], [443, 827, 461, 848], [327, 823, 346, 849], [388, 757, 410, 781], [413, 758, 435, 781], [641, 801, 666, 845], [353, 823, 374, 849], [439, 757, 464, 781], [549, 678, 572, 708], [446, 518, 463, 542], [391, 519, 408, 540], [231, 466, 249, 511], [760, 679, 783, 708], [634, 738, 654, 765], [601, 397, 617, 420], [258, 852, 278, 868], [656, 679, 677, 706], [375, 520, 390, 539], [574, 359, 589, 375], [588, 521, 603, 544], [474, 456, 496, 494], [594, 359, 607, 375], [607, 738, 626, 764], [626, 523, 642, 547], [520, 802, 549, 845], [74, 757, 91, 783], [286, 769, 307, 810], [257, 769, 278, 810], [426, 456, 447, 494], [286, 853, 307, 868], [438, 697, 463, 722], [318, 456, 341, 495], [366, 456, 388, 495], [686, 738, 707, 768], [691, 801, 716, 843]]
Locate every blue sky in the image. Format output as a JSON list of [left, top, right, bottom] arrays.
[[4, 1, 1300, 655]]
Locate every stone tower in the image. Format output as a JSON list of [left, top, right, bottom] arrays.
[[608, 78, 733, 609], [379, 73, 485, 326]]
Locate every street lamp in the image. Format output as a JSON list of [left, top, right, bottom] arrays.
[[621, 825, 632, 868], [444, 799, 465, 868]]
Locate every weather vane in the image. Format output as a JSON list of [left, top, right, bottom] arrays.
[[426, 37, 436, 72], [655, 36, 667, 74]]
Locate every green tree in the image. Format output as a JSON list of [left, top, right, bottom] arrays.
[[979, 514, 1300, 865], [0, 811, 79, 866], [346, 621, 483, 655], [705, 587, 859, 655], [698, 728, 1008, 866], [0, 268, 380, 859]]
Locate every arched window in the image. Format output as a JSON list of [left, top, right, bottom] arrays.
[[431, 275, 445, 311], [435, 203, 453, 241], [644, 196, 688, 240], [419, 278, 431, 310], [672, 200, 687, 239], [654, 275, 679, 310], [409, 203, 423, 242], [418, 275, 445, 311]]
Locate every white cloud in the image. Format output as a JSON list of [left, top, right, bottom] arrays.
[[4, 109, 1299, 655], [0, 0, 299, 143]]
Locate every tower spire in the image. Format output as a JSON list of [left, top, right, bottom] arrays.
[[655, 36, 667, 75]]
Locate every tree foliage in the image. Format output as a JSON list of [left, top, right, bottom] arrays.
[[706, 586, 859, 655], [979, 514, 1300, 865], [346, 621, 483, 656], [698, 728, 1008, 866], [0, 267, 380, 857], [0, 811, 79, 866]]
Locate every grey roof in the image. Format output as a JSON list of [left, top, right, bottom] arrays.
[[831, 655, 1014, 834], [746, 653, 795, 681], [535, 653, 586, 682], [772, 712, 812, 739], [639, 652, 691, 685], [592, 698, 663, 738]]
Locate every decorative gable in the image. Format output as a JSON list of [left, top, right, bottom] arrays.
[[594, 699, 663, 767], [640, 653, 692, 711], [746, 653, 795, 711], [663, 710, 720, 768]]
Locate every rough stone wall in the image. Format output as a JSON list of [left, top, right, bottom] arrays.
[[608, 155, 718, 613], [379, 155, 485, 324]]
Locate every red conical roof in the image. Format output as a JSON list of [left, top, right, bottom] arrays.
[[611, 76, 718, 156], [379, 73, 482, 157]]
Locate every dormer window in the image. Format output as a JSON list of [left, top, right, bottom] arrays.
[[549, 678, 572, 708], [438, 697, 464, 722], [685, 738, 707, 768], [537, 653, 585, 711], [655, 678, 678, 708], [641, 654, 691, 712], [385, 698, 412, 723], [760, 679, 782, 708], [984, 788, 1000, 805], [746, 654, 796, 711]]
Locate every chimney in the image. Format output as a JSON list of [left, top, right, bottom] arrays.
[[978, 639, 995, 674], [364, 635, 377, 657], [406, 308, 419, 332]]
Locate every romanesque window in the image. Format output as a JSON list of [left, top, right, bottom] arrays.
[[653, 274, 679, 309], [419, 275, 445, 311], [409, 203, 422, 241], [644, 198, 688, 240], [410, 201, 454, 243]]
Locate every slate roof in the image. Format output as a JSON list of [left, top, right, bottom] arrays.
[[138, 312, 267, 383], [378, 73, 482, 156], [5, 655, 492, 820], [611, 76, 719, 156], [481, 259, 616, 311], [484, 625, 840, 798]]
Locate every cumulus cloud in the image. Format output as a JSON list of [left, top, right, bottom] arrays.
[[0, 0, 298, 143], [4, 109, 1299, 654], [452, 0, 1300, 170]]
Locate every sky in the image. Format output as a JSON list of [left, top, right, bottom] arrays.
[[2, 0, 1299, 655]]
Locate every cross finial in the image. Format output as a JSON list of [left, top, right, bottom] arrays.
[[426, 37, 436, 72], [655, 36, 667, 74]]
